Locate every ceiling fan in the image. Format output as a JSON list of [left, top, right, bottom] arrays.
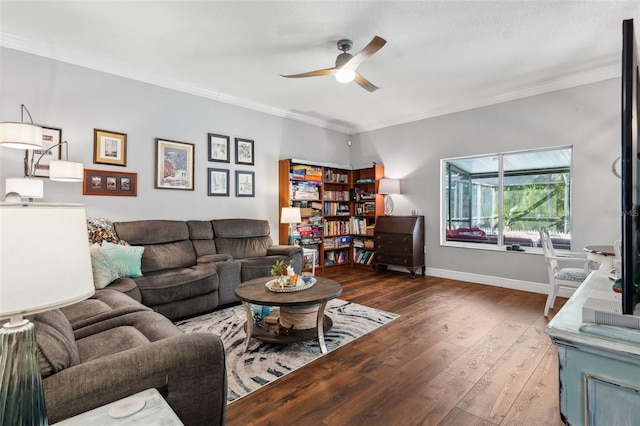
[[281, 36, 387, 92]]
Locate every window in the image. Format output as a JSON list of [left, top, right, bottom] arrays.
[[442, 146, 572, 250]]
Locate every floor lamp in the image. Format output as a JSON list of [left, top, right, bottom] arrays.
[[280, 207, 302, 245], [378, 178, 401, 215], [0, 202, 95, 425]]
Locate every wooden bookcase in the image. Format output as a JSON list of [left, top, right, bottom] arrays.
[[278, 159, 384, 272]]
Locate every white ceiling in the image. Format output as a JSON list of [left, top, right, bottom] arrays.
[[1, 1, 639, 134]]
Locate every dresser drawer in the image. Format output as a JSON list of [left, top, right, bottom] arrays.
[[375, 253, 413, 266], [375, 234, 412, 248]]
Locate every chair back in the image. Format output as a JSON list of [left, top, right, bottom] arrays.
[[539, 227, 559, 273]]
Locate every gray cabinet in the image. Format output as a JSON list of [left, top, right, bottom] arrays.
[[545, 271, 640, 425], [373, 215, 425, 277]]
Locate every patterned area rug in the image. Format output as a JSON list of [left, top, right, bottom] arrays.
[[175, 299, 399, 403]]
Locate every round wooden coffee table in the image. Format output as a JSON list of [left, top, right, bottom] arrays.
[[234, 276, 342, 353]]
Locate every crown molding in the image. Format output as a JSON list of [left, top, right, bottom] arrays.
[[354, 64, 620, 133], [0, 32, 354, 135], [1, 32, 617, 136]]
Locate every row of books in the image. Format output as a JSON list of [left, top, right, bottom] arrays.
[[324, 169, 349, 183], [324, 249, 349, 266], [291, 165, 323, 181], [324, 202, 350, 216], [350, 217, 366, 235], [350, 188, 375, 201], [323, 190, 350, 201], [352, 237, 374, 249], [353, 249, 375, 264], [354, 202, 376, 215], [290, 181, 321, 200], [324, 220, 351, 236], [324, 235, 352, 249]]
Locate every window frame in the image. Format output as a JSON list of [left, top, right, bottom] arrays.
[[440, 145, 573, 252]]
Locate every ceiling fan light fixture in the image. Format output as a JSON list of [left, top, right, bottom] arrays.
[[335, 68, 355, 83]]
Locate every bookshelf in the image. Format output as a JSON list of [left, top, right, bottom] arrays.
[[278, 159, 384, 272]]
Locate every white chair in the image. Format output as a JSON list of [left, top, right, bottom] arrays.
[[539, 227, 591, 317]]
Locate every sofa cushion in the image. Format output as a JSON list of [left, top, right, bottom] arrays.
[[102, 242, 144, 278], [114, 220, 189, 245], [187, 220, 214, 240], [89, 243, 119, 289], [31, 309, 80, 378], [141, 240, 196, 273], [76, 325, 150, 363], [212, 218, 270, 238], [215, 236, 273, 260], [133, 265, 219, 306], [192, 239, 218, 258]]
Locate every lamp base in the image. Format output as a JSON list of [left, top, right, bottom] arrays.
[[0, 320, 48, 425], [384, 194, 394, 215]]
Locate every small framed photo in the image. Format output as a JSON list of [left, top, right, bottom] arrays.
[[208, 133, 230, 163], [94, 129, 127, 166], [25, 126, 62, 177], [83, 169, 137, 196], [235, 138, 254, 165], [155, 138, 195, 190], [236, 170, 255, 197], [208, 168, 229, 196]]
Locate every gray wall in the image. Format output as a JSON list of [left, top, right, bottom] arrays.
[[0, 48, 349, 229], [1, 47, 621, 287], [351, 79, 620, 285]]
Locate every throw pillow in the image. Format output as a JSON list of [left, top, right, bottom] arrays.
[[89, 243, 119, 289], [102, 242, 144, 278], [86, 217, 120, 244]]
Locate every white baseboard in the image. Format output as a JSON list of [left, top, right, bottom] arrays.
[[424, 267, 576, 298]]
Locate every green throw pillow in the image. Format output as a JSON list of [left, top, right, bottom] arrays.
[[89, 243, 119, 289], [102, 242, 144, 278]]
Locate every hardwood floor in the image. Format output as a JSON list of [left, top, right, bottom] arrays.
[[225, 267, 566, 425]]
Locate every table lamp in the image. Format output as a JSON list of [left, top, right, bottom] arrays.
[[0, 202, 95, 425], [378, 178, 401, 215], [280, 207, 302, 245]]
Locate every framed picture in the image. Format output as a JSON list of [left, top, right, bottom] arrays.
[[25, 126, 62, 177], [208, 133, 230, 163], [155, 138, 195, 190], [207, 168, 229, 196], [236, 170, 255, 197], [235, 138, 254, 165], [94, 129, 127, 166], [82, 169, 137, 196]]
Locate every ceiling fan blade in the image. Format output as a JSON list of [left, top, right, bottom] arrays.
[[354, 73, 379, 92], [344, 36, 386, 71], [280, 68, 337, 78]]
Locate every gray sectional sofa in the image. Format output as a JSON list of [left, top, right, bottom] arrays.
[[35, 289, 227, 425], [110, 218, 303, 319], [33, 217, 301, 425]]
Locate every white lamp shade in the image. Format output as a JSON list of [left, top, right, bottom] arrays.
[[0, 203, 95, 320], [0, 122, 43, 150], [5, 178, 44, 199], [378, 178, 401, 195], [50, 160, 84, 182], [280, 207, 302, 224]]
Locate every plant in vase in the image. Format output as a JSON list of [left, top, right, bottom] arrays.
[[271, 259, 296, 287]]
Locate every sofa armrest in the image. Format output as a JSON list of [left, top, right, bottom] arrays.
[[267, 245, 303, 257], [197, 254, 234, 264], [43, 332, 227, 426]]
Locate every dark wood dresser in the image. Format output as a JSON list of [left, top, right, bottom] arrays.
[[374, 215, 425, 277]]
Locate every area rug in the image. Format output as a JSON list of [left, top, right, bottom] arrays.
[[175, 299, 399, 403]]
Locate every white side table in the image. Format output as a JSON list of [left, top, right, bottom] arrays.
[[53, 388, 183, 425], [302, 247, 317, 275]]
